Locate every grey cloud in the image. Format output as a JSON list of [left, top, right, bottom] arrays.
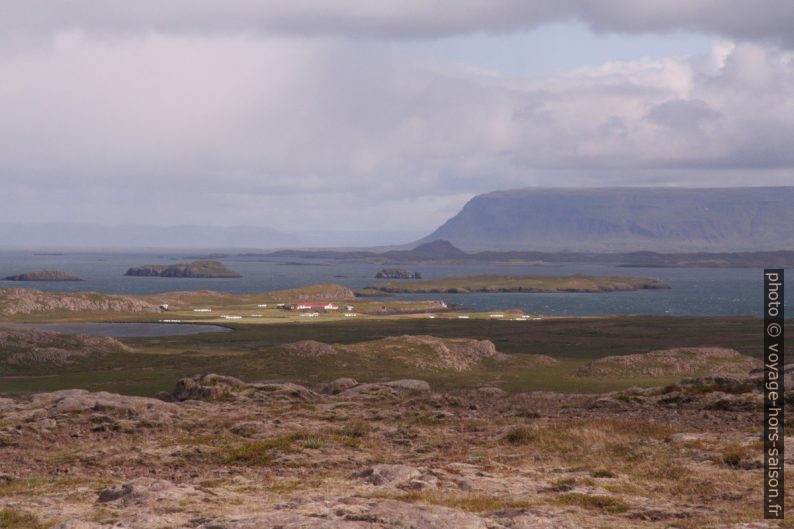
[[1, 1, 794, 46], [646, 99, 721, 129]]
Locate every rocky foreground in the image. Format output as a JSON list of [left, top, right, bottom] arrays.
[[0, 368, 788, 529]]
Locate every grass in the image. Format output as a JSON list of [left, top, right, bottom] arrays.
[[0, 509, 48, 529], [0, 475, 101, 496], [498, 418, 677, 457], [340, 420, 371, 438], [223, 432, 311, 465], [718, 443, 756, 468], [504, 426, 537, 445], [302, 437, 324, 449], [369, 490, 535, 513], [556, 493, 630, 514]]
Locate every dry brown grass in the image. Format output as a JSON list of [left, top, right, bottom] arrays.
[[555, 493, 630, 514], [0, 509, 49, 529], [369, 490, 537, 513]]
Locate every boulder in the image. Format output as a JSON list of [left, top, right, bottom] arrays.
[[97, 478, 176, 505], [320, 377, 358, 395]]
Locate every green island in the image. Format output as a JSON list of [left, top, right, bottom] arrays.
[[124, 260, 242, 278], [364, 274, 668, 294], [2, 270, 82, 281]]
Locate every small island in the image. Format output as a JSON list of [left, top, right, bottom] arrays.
[[3, 270, 82, 282], [365, 274, 669, 293], [124, 260, 242, 278], [375, 268, 422, 279]]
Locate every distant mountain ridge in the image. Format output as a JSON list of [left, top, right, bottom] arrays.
[[0, 223, 424, 249], [421, 187, 794, 252]]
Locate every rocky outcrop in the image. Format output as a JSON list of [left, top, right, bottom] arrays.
[[3, 270, 82, 281], [576, 347, 760, 378], [339, 379, 432, 399], [0, 328, 132, 365], [170, 374, 321, 403], [0, 287, 158, 316], [0, 389, 180, 441], [341, 335, 513, 372], [124, 260, 242, 278], [589, 375, 763, 411], [171, 373, 249, 401], [397, 335, 508, 371]]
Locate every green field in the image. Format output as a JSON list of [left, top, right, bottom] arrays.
[[0, 315, 765, 397]]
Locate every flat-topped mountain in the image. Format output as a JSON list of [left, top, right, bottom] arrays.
[[422, 187, 794, 251], [2, 270, 82, 281], [124, 260, 241, 278]]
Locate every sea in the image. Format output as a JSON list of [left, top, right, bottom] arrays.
[[0, 250, 787, 317]]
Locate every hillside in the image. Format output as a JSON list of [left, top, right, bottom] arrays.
[[422, 187, 794, 251]]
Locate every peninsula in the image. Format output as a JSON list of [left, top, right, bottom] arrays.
[[366, 275, 668, 294]]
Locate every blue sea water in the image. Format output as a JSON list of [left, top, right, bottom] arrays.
[[0, 250, 784, 317]]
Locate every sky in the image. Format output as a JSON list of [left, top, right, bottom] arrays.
[[1, 1, 793, 244]]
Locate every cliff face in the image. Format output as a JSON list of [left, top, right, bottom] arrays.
[[422, 187, 794, 251]]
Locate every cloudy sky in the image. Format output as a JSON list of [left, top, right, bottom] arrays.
[[1, 1, 793, 244]]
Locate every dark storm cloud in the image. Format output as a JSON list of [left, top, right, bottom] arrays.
[[1, 1, 794, 46]]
